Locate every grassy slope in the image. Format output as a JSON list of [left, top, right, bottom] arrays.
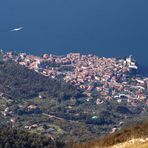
[[109, 138, 148, 148], [71, 122, 148, 148]]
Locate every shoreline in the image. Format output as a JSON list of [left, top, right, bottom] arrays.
[[1, 48, 147, 66]]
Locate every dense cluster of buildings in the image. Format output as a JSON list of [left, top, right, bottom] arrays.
[[0, 50, 148, 107]]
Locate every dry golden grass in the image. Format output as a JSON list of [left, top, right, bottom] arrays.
[[70, 122, 148, 148], [110, 138, 148, 148], [70, 138, 148, 148]]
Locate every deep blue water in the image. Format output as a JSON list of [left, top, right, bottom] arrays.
[[0, 0, 148, 66]]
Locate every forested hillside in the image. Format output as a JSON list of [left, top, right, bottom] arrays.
[[0, 126, 65, 148], [0, 61, 80, 100]]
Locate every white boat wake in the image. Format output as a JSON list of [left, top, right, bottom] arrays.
[[10, 27, 23, 32]]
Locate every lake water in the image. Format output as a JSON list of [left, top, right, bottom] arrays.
[[0, 0, 148, 66]]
